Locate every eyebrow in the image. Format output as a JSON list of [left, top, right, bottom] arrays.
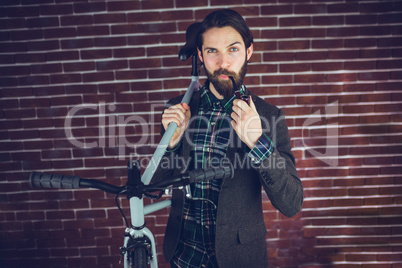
[[203, 41, 242, 52]]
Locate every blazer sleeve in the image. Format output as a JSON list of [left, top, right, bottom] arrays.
[[254, 99, 303, 218]]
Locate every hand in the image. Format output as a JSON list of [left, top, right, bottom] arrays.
[[162, 103, 191, 149], [231, 97, 262, 149]]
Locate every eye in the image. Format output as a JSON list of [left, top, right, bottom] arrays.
[[229, 47, 239, 52], [207, 48, 217, 53]]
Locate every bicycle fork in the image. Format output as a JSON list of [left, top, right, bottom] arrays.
[[121, 196, 158, 268]]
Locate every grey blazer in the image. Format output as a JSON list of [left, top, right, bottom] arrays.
[[152, 88, 303, 267]]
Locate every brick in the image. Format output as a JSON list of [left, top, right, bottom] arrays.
[[294, 28, 325, 38], [110, 24, 142, 35], [359, 72, 390, 81], [107, 1, 140, 11], [360, 26, 392, 36], [327, 27, 359, 37], [60, 15, 94, 26], [327, 73, 357, 82], [280, 63, 311, 73], [63, 61, 95, 72], [14, 53, 45, 63], [345, 38, 377, 48], [294, 74, 326, 83], [10, 29, 43, 41], [312, 39, 343, 49], [127, 34, 160, 46], [312, 62, 343, 71], [313, 15, 344, 25], [261, 29, 293, 39], [279, 40, 310, 50], [115, 70, 147, 80], [113, 47, 146, 58], [61, 38, 93, 49], [360, 2, 394, 13], [377, 59, 402, 69], [262, 75, 293, 85], [26, 17, 59, 28], [30, 63, 63, 74], [78, 25, 110, 36], [246, 17, 277, 28], [40, 4, 73, 15], [43, 27, 77, 39], [74, 2, 106, 13], [46, 51, 79, 62], [0, 65, 30, 76], [261, 5, 292, 15], [344, 83, 375, 92], [0, 41, 27, 53], [93, 13, 126, 24], [346, 14, 377, 25], [96, 60, 128, 71], [328, 3, 359, 13], [0, 18, 26, 29], [378, 37, 402, 47], [142, 0, 173, 9], [94, 36, 127, 47], [345, 61, 376, 70], [6, 6, 40, 17]]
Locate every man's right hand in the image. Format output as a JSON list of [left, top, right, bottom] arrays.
[[161, 102, 191, 149]]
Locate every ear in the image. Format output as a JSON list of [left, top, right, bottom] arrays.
[[197, 48, 203, 63], [246, 43, 253, 61]]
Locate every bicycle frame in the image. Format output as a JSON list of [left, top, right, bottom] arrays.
[[29, 22, 203, 268]]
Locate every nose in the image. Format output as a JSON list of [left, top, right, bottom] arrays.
[[217, 53, 231, 69]]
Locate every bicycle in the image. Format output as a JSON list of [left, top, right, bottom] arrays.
[[30, 161, 233, 268], [29, 22, 234, 268]]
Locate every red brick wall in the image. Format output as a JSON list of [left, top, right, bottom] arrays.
[[1, 0, 401, 267]]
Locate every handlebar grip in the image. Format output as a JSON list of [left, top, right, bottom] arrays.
[[30, 172, 81, 189], [187, 165, 234, 184]]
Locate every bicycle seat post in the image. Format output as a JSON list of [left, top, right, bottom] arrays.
[[191, 54, 198, 77]]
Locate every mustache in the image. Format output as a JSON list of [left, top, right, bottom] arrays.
[[213, 68, 236, 77]]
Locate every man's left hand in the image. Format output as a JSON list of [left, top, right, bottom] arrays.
[[231, 97, 262, 149]]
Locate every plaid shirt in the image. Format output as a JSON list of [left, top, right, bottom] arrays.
[[171, 81, 274, 268]]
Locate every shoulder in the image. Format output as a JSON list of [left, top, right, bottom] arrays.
[[249, 90, 282, 118]]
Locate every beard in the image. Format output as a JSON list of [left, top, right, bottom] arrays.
[[204, 59, 248, 99]]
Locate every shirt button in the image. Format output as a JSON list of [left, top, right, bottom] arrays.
[[202, 265, 206, 268], [211, 121, 215, 126]]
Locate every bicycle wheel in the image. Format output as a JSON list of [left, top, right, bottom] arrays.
[[133, 246, 148, 268]]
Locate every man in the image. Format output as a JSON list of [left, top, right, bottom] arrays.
[[152, 9, 303, 268]]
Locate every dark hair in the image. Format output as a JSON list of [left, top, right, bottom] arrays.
[[196, 9, 253, 51]]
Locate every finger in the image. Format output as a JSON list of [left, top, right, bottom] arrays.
[[166, 103, 186, 114], [231, 111, 240, 122], [233, 99, 248, 111], [163, 107, 185, 121], [162, 117, 182, 128], [182, 102, 190, 111]]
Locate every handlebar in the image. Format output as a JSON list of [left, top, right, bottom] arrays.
[[29, 172, 124, 194], [30, 165, 233, 196]]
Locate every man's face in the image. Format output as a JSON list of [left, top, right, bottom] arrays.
[[198, 26, 253, 99]]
